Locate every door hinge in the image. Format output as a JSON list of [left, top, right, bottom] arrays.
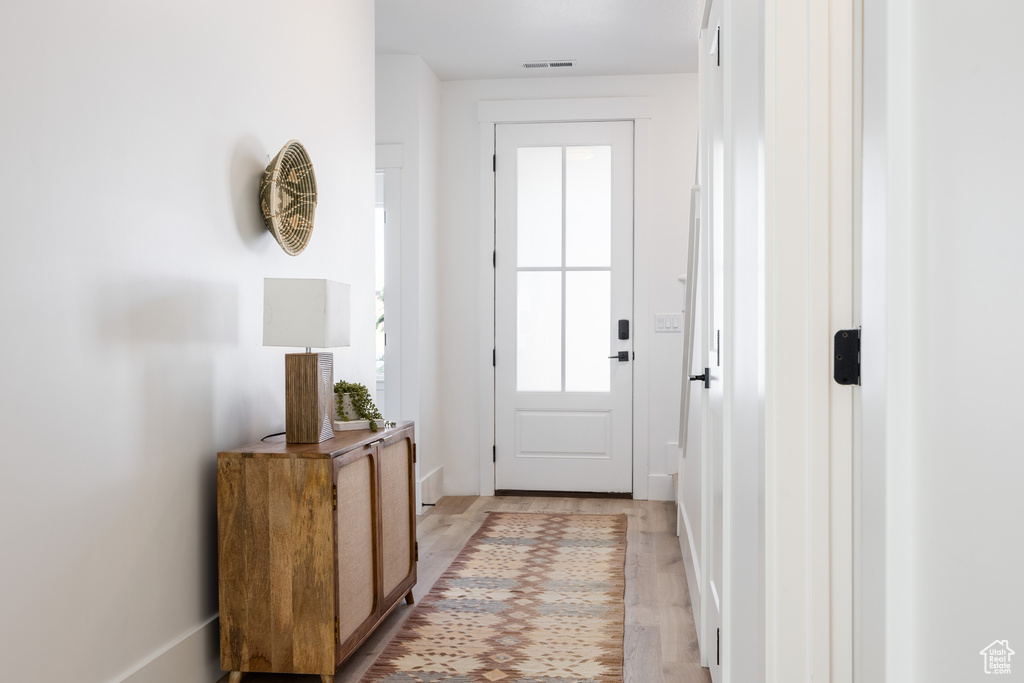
[[493, 154, 496, 172], [492, 445, 496, 462], [493, 250, 496, 267], [334, 616, 340, 644], [717, 627, 721, 665], [414, 541, 419, 562], [716, 26, 722, 67], [413, 443, 417, 463], [493, 348, 496, 367], [834, 329, 861, 385], [332, 484, 337, 511]]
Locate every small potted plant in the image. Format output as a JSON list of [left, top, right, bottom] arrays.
[[334, 380, 393, 432]]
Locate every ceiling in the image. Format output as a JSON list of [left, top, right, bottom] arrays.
[[375, 0, 702, 81]]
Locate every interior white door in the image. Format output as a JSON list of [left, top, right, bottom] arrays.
[[701, 5, 725, 681], [494, 121, 634, 493]]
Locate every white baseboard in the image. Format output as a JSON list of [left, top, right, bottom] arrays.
[[116, 615, 221, 683], [646, 473, 675, 501], [679, 500, 701, 589], [419, 465, 443, 506], [679, 502, 704, 660]]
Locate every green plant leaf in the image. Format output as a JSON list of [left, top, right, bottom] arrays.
[[334, 380, 384, 424]]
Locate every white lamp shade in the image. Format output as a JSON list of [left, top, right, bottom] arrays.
[[263, 278, 351, 348]]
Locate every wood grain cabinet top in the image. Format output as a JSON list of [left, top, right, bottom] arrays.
[[217, 423, 417, 681]]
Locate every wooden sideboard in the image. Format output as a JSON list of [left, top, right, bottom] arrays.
[[217, 423, 417, 683]]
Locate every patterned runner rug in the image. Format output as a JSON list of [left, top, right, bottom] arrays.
[[360, 512, 628, 683]]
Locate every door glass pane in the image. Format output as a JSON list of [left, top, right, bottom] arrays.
[[517, 271, 562, 391], [517, 147, 563, 267], [565, 271, 611, 392], [565, 146, 611, 267]]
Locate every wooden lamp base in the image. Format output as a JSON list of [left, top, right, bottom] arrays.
[[285, 352, 334, 444]]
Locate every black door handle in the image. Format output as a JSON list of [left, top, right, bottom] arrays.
[[689, 368, 710, 388], [608, 351, 629, 362]]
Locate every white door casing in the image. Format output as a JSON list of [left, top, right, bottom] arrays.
[[477, 98, 654, 499], [494, 121, 634, 493], [375, 165, 402, 424], [764, 0, 845, 681]]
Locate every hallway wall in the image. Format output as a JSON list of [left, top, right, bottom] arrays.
[[0, 2, 376, 681], [866, 1, 1024, 679]]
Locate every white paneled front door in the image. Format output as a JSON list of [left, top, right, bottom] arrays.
[[494, 121, 634, 493]]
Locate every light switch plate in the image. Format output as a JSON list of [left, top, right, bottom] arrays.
[[655, 313, 683, 333]]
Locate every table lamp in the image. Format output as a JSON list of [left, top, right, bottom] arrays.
[[263, 278, 350, 443]]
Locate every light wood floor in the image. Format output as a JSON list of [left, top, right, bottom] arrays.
[[218, 496, 711, 683]]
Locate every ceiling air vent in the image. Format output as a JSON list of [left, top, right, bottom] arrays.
[[522, 60, 576, 69]]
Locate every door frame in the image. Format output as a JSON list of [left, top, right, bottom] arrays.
[[763, 0, 856, 681], [858, 1, 915, 681], [492, 120, 635, 494], [375, 146, 404, 425], [477, 97, 654, 498]]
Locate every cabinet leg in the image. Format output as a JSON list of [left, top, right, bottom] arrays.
[[228, 673, 242, 683], [405, 589, 415, 605], [321, 675, 334, 683]]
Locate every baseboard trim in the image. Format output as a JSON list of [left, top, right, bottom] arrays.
[[115, 615, 220, 683], [419, 465, 443, 506], [679, 502, 704, 660], [647, 473, 675, 501], [679, 501, 701, 588], [494, 489, 632, 499]]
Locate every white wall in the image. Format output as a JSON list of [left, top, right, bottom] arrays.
[[864, 1, 1024, 680], [0, 2, 376, 681], [437, 74, 698, 497], [375, 55, 443, 506]]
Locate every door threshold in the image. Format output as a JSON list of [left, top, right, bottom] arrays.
[[494, 489, 633, 499]]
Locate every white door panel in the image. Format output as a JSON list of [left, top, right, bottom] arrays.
[[701, 3, 725, 680], [516, 410, 611, 456], [494, 121, 634, 493]]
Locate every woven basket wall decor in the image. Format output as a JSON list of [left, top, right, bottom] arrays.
[[260, 140, 318, 256]]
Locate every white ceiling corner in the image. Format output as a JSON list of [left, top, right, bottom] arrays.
[[375, 0, 702, 81]]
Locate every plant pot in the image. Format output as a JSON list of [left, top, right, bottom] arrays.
[[334, 393, 372, 431], [336, 392, 359, 421]]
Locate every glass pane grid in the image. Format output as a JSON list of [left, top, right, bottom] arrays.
[[566, 146, 612, 267], [515, 266, 612, 271], [516, 144, 612, 394]]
